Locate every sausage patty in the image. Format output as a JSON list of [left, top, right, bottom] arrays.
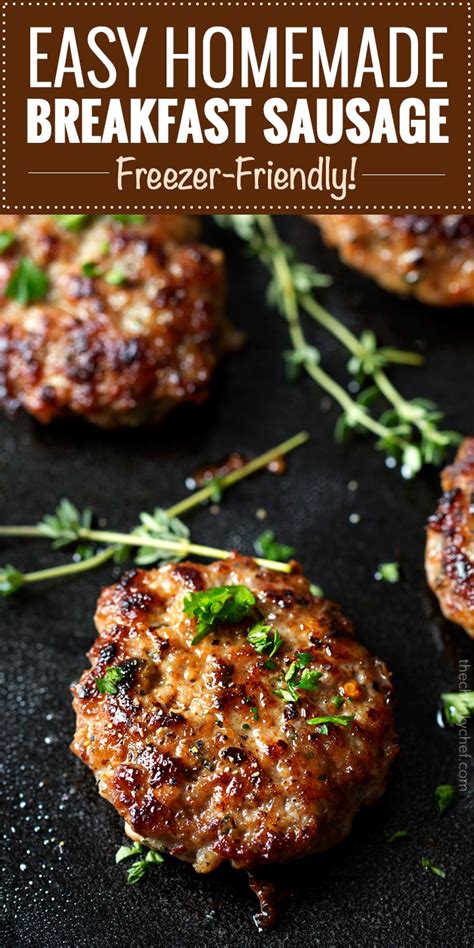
[[0, 215, 226, 426], [72, 556, 397, 873], [312, 215, 474, 306], [426, 439, 474, 637]]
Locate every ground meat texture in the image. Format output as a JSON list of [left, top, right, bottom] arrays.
[[311, 215, 474, 306], [0, 215, 227, 426], [426, 439, 474, 637], [71, 556, 398, 873]]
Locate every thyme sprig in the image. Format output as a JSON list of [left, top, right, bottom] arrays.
[[0, 432, 307, 595], [215, 215, 461, 476]]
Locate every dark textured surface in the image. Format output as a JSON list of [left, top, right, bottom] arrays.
[[1, 217, 473, 948]]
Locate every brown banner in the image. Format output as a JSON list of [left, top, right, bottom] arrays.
[[1, 1, 472, 213]]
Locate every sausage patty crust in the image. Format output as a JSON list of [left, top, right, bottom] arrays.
[[426, 439, 474, 637], [0, 215, 226, 427], [312, 215, 474, 306], [72, 556, 397, 874]]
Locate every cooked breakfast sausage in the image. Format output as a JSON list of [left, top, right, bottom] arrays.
[[312, 215, 474, 306], [426, 439, 474, 637], [0, 215, 226, 426], [72, 556, 398, 873]]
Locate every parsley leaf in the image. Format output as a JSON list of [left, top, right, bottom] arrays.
[[116, 842, 144, 863], [295, 652, 312, 667], [126, 849, 164, 884], [127, 860, 147, 884], [184, 584, 256, 645], [105, 269, 127, 286], [255, 529, 295, 562], [332, 694, 344, 709], [274, 652, 321, 702], [0, 231, 14, 254], [54, 214, 91, 230], [0, 564, 25, 597], [6, 258, 48, 304], [247, 621, 282, 657], [421, 857, 446, 879], [96, 666, 126, 695], [375, 562, 400, 584], [435, 784, 455, 816], [264, 658, 278, 670], [144, 849, 164, 866], [81, 261, 102, 278], [441, 691, 474, 726], [297, 667, 323, 691], [308, 714, 355, 731]]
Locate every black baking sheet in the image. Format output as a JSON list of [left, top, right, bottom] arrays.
[[1, 217, 473, 947]]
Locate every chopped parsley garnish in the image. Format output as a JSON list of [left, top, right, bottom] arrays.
[[332, 694, 344, 709], [254, 529, 295, 562], [6, 258, 48, 304], [81, 261, 101, 278], [264, 658, 278, 671], [116, 842, 143, 863], [127, 851, 163, 884], [310, 583, 324, 597], [55, 214, 90, 230], [298, 668, 323, 691], [375, 562, 400, 584], [308, 714, 355, 731], [421, 857, 446, 879], [245, 697, 259, 721], [105, 268, 127, 286], [435, 784, 455, 816], [384, 829, 409, 844], [0, 230, 14, 253], [441, 691, 474, 726], [96, 666, 126, 695], [274, 652, 321, 702], [184, 584, 256, 645], [295, 652, 312, 666], [115, 842, 164, 884], [247, 621, 282, 657]]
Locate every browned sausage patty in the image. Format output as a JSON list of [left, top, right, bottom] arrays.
[[0, 215, 226, 426], [72, 556, 397, 873], [312, 215, 474, 306], [426, 439, 474, 637]]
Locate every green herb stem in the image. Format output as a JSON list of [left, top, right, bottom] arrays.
[[21, 547, 116, 586], [0, 432, 308, 543], [372, 368, 418, 420], [165, 429, 309, 519], [73, 528, 291, 573], [0, 525, 43, 538], [216, 213, 460, 475], [256, 215, 408, 449], [300, 292, 424, 369]]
